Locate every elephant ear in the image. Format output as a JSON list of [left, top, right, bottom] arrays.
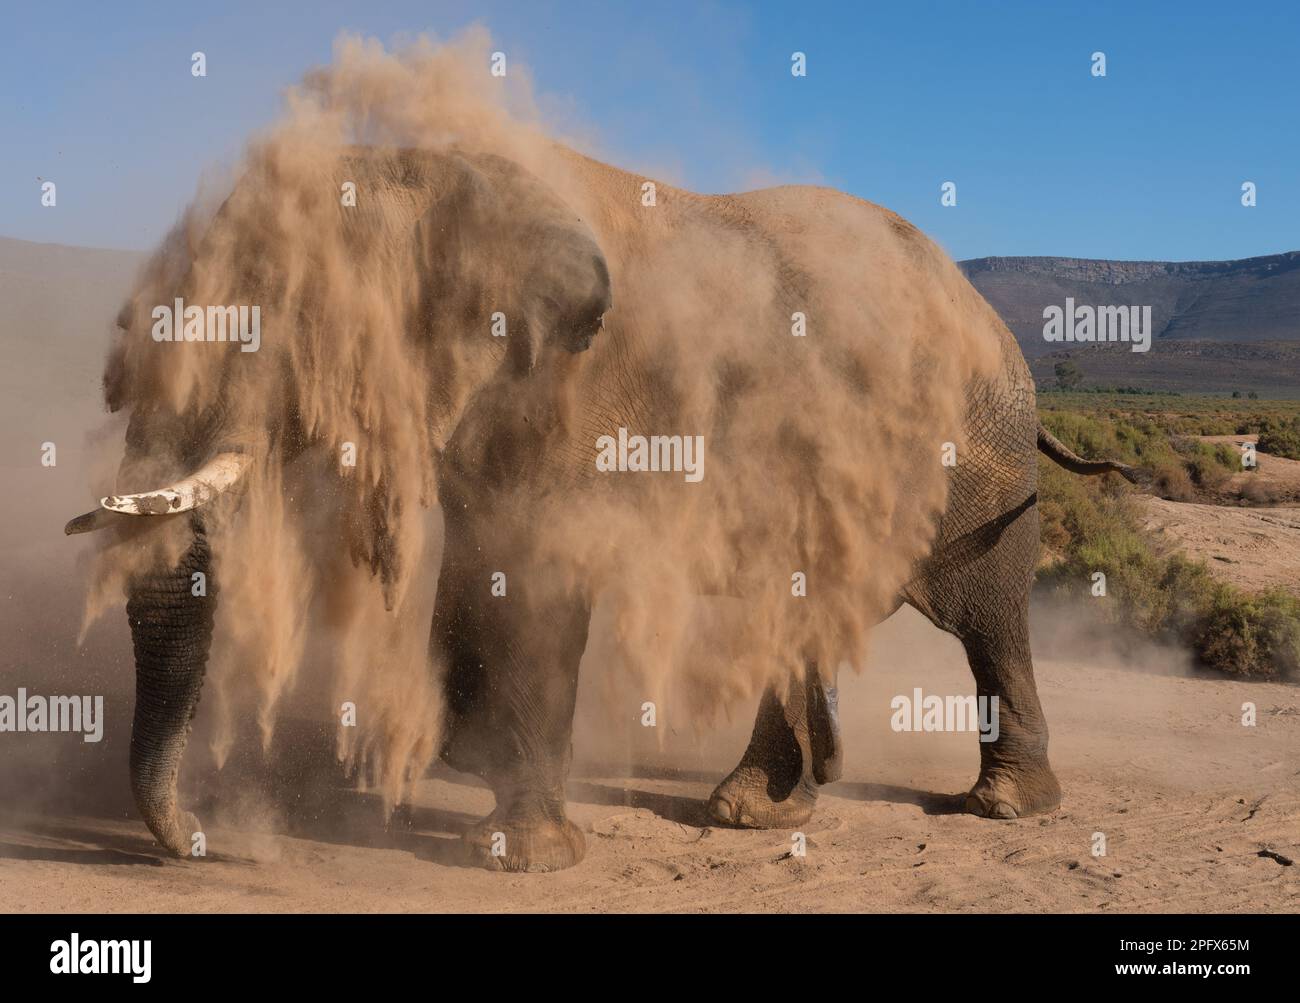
[[410, 152, 611, 377]]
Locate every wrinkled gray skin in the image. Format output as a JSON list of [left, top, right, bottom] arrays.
[[91, 146, 1136, 870]]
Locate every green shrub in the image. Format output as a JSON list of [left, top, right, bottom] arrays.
[[1256, 415, 1300, 460], [1194, 590, 1300, 680], [1152, 461, 1194, 501], [1035, 451, 1300, 681], [1042, 413, 1238, 498], [1187, 454, 1231, 491]]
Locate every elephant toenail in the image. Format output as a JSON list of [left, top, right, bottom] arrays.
[[710, 797, 734, 822]]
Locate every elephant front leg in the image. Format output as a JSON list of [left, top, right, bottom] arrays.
[[127, 527, 216, 857], [459, 763, 586, 874], [434, 556, 590, 872], [708, 662, 840, 828]]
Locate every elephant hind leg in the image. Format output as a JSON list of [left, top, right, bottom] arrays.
[[806, 663, 843, 785], [955, 613, 1061, 818], [905, 501, 1061, 820], [707, 662, 839, 829]]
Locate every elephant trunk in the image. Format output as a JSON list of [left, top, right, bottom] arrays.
[[126, 527, 215, 856]]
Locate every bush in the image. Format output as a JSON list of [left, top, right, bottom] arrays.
[[1187, 454, 1231, 492], [1055, 360, 1084, 390], [1240, 477, 1281, 505], [1194, 590, 1300, 680], [1152, 461, 1194, 501], [1256, 416, 1300, 460], [1036, 454, 1300, 681], [1042, 413, 1238, 499], [1212, 442, 1240, 468]]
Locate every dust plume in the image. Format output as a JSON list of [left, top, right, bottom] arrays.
[[79, 29, 1000, 813]]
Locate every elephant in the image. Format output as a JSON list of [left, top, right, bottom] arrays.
[[66, 141, 1139, 872]]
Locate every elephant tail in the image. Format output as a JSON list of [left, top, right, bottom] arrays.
[[1036, 424, 1146, 485]]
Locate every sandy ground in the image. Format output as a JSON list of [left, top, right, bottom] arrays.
[[1200, 433, 1300, 505], [2, 607, 1296, 913], [1140, 499, 1300, 596], [1131, 435, 1300, 596]]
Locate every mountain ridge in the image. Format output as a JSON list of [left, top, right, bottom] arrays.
[[960, 249, 1300, 284], [956, 249, 1300, 395], [2, 235, 1296, 396]]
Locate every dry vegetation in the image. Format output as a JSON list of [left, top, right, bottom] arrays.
[[1036, 394, 1300, 682]]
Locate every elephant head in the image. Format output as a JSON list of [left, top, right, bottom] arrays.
[[64, 147, 611, 855]]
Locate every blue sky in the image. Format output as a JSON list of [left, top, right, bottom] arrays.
[[3, 0, 1297, 260]]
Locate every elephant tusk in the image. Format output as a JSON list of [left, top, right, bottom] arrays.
[[99, 451, 252, 516], [65, 508, 126, 535]]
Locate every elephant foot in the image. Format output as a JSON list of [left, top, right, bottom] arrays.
[[964, 760, 1061, 819], [708, 765, 819, 829], [462, 811, 586, 873]]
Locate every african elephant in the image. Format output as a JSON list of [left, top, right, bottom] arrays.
[[67, 141, 1137, 871], [67, 146, 613, 856]]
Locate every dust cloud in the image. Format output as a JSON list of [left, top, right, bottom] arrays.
[[78, 29, 1001, 816]]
